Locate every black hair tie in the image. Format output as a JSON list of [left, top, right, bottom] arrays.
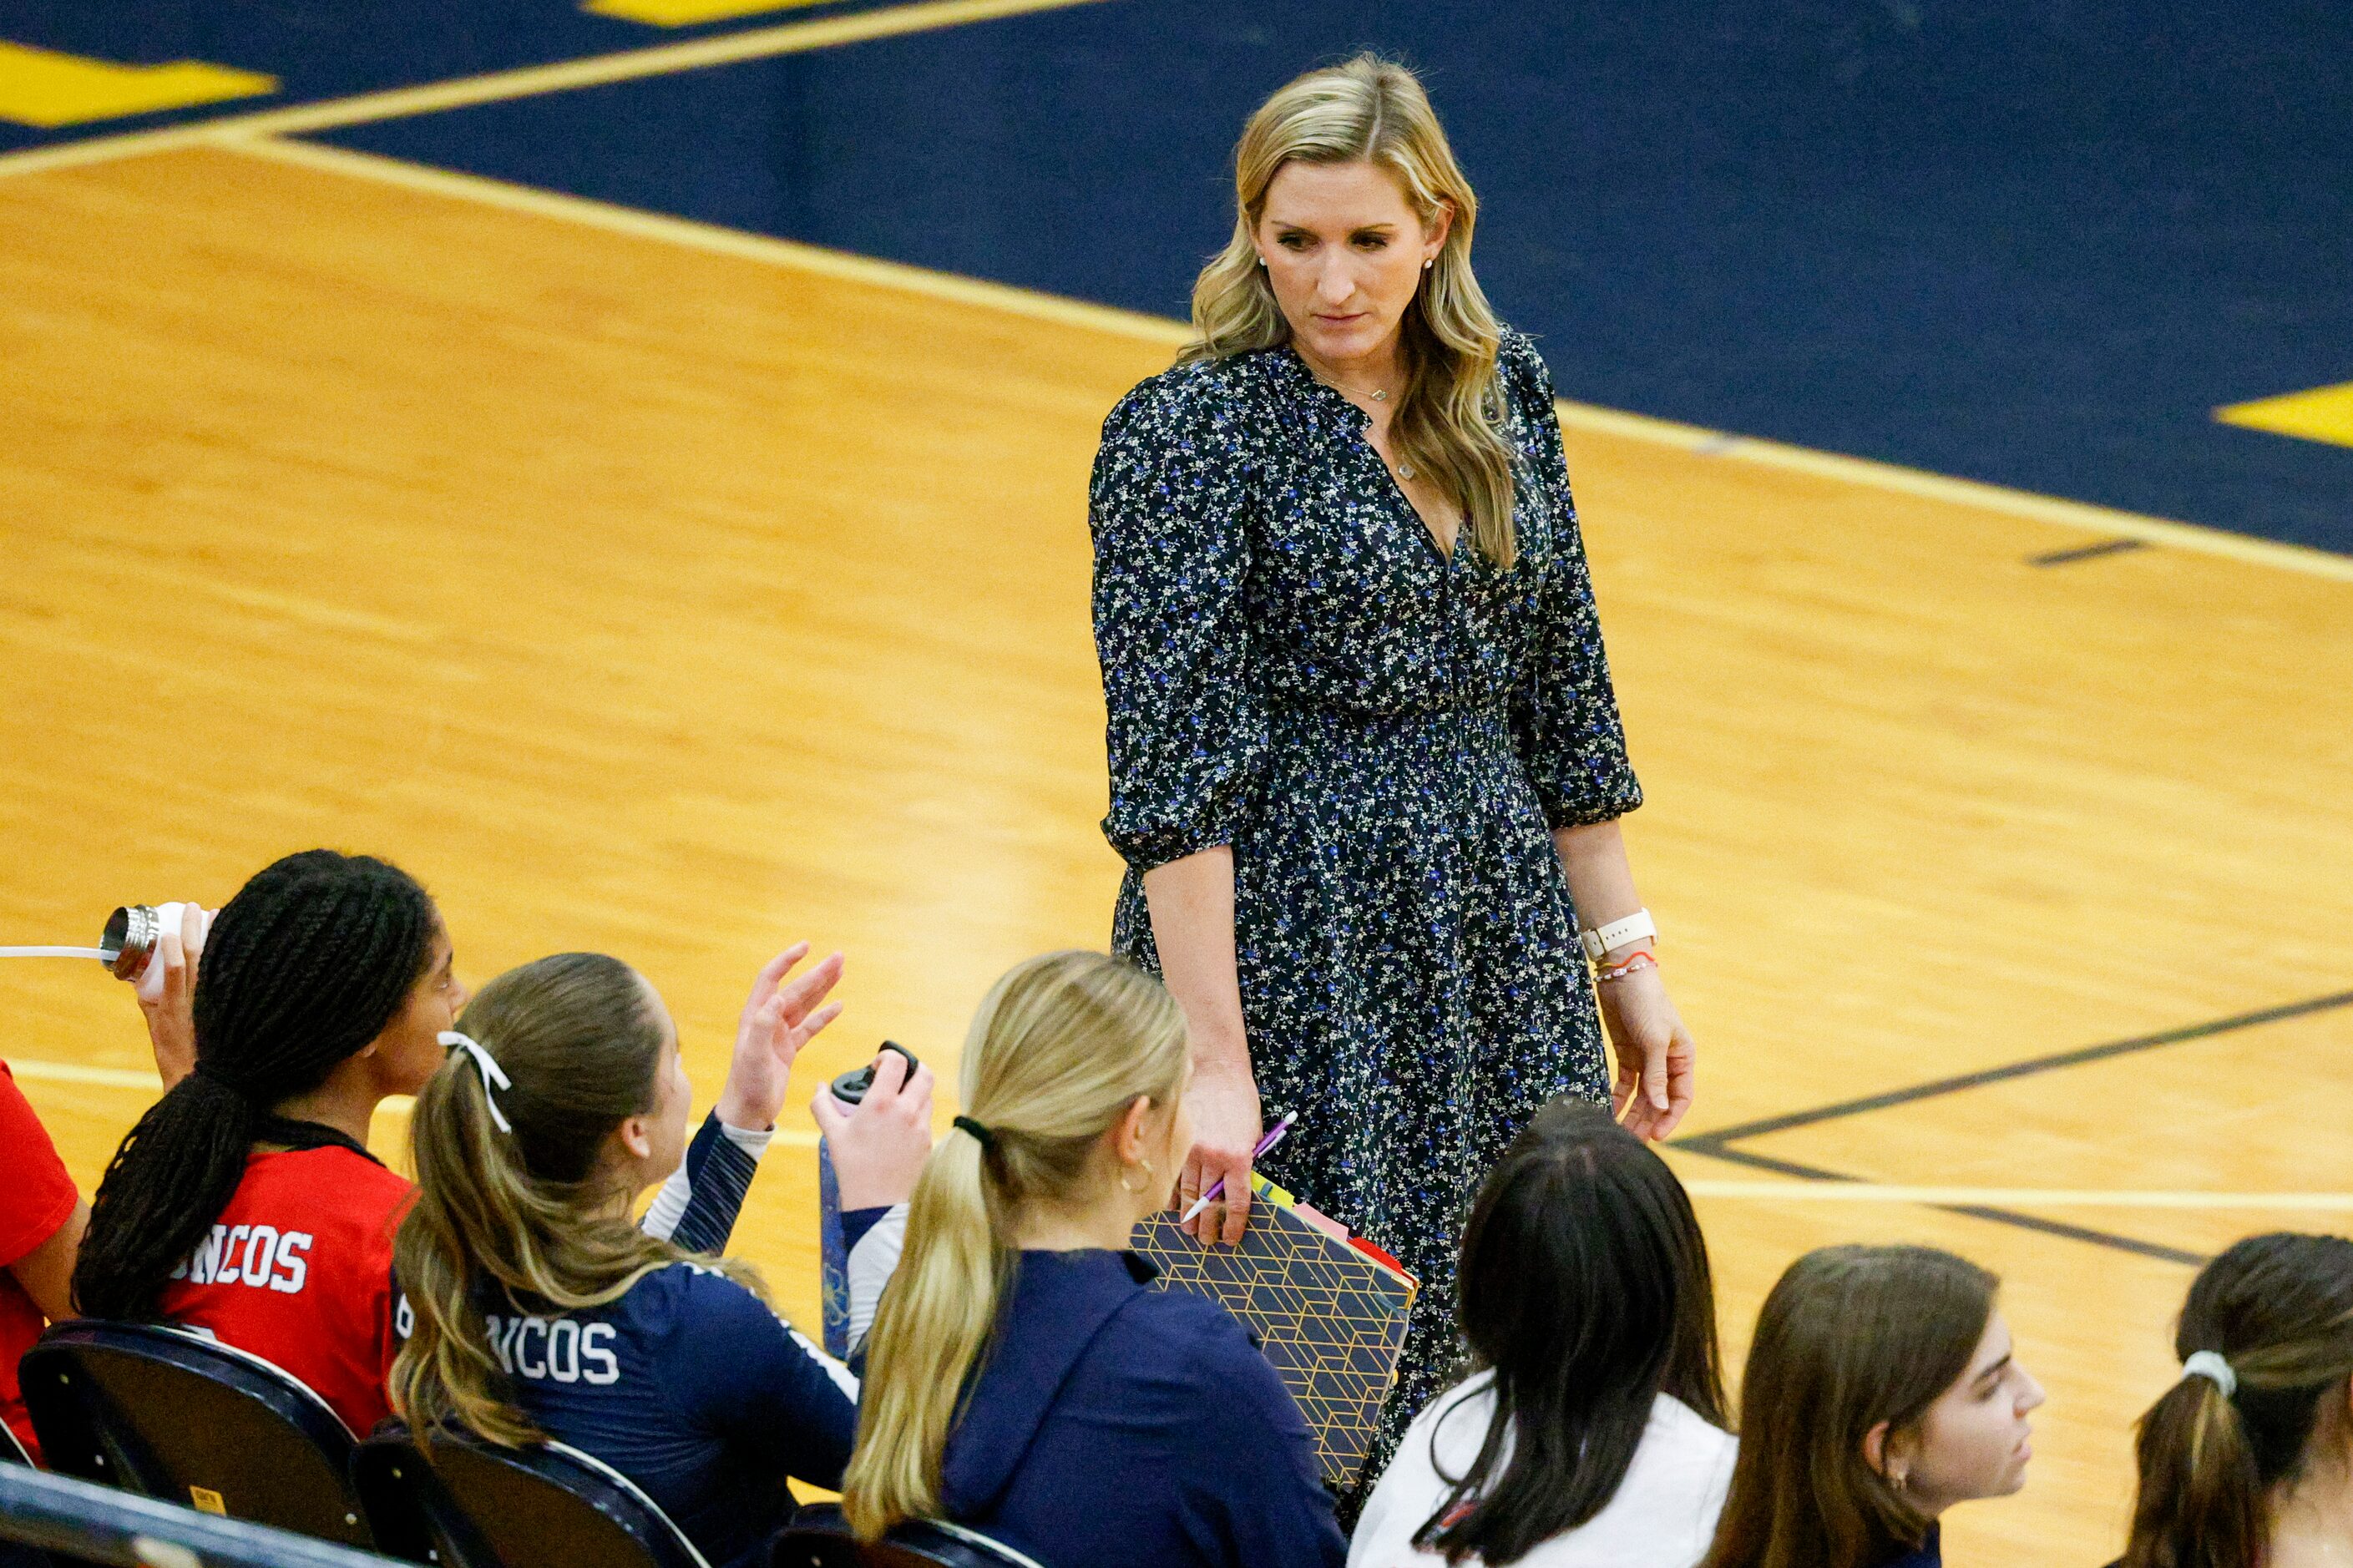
[[953, 1115, 996, 1151]]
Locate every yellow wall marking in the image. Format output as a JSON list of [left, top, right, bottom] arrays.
[[0, 41, 273, 129], [2218, 381, 2353, 451], [0, 0, 1106, 178], [590, 0, 835, 28]]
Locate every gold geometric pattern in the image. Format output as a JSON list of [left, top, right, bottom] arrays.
[[1133, 1206, 1416, 1485]]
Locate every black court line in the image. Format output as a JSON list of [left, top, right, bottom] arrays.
[[2029, 537, 2153, 566], [1672, 986, 2353, 1267]]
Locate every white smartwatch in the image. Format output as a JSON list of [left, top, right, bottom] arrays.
[[1579, 908, 1657, 964]]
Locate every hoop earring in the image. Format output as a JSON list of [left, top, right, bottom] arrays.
[[1120, 1156, 1155, 1196]]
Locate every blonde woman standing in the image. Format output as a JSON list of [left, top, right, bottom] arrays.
[[843, 951, 1345, 1566], [1090, 53, 1698, 1475]]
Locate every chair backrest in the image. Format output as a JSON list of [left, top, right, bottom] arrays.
[[354, 1428, 711, 1568], [772, 1505, 1045, 1568], [18, 1321, 372, 1550]]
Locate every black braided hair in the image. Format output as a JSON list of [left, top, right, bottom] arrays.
[[73, 850, 438, 1321]]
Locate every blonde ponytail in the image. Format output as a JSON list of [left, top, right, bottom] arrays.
[[1184, 53, 1521, 569], [842, 952, 1188, 1539], [391, 953, 763, 1446], [2122, 1233, 2353, 1568]]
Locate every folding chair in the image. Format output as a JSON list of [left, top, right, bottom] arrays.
[[18, 1321, 372, 1550], [772, 1504, 1045, 1568], [354, 1426, 709, 1568]]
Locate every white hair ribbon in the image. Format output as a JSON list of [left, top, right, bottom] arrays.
[[2181, 1350, 2237, 1399], [438, 1031, 513, 1133]]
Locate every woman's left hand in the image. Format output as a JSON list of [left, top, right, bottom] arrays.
[[1596, 963, 1695, 1141], [715, 942, 845, 1130]]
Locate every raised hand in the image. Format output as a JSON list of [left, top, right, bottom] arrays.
[[139, 904, 211, 1090], [714, 943, 844, 1130]]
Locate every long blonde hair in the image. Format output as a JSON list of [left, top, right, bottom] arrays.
[[840, 951, 1189, 1539], [1187, 53, 1521, 568], [390, 953, 763, 1446]]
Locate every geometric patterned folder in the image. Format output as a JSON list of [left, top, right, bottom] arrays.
[[1131, 1201, 1417, 1486]]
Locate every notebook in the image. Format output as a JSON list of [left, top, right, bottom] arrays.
[[818, 1148, 1418, 1484], [1131, 1183, 1417, 1487]]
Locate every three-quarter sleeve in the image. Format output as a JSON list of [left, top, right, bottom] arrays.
[[1090, 374, 1268, 871], [1501, 337, 1645, 828]]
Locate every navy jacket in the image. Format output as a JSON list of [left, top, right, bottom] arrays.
[[938, 1249, 1346, 1568], [1880, 1525, 1941, 1568]]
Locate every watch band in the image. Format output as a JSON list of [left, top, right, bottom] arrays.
[[1580, 908, 1657, 964]]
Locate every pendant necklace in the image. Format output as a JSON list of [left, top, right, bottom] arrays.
[[1309, 370, 1414, 478]]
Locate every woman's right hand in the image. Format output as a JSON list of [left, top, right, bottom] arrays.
[[1178, 1062, 1262, 1246]]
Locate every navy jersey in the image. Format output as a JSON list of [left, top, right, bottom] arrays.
[[488, 1260, 858, 1568]]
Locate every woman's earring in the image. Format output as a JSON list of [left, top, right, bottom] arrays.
[[1256, 254, 1268, 267], [1423, 258, 1435, 270], [1120, 1156, 1155, 1196]]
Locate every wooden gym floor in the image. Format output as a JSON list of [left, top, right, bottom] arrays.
[[4, 135, 2352, 1565]]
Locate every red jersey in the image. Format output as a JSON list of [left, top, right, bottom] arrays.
[[157, 1144, 412, 1438], [0, 1061, 80, 1459]]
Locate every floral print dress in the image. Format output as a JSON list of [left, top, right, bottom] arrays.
[[1090, 330, 1643, 1484]]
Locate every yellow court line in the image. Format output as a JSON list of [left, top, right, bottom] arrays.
[[216, 139, 2353, 589], [1683, 1181, 2353, 1211], [0, 0, 1106, 180], [6, 1057, 162, 1090], [5, 1057, 823, 1146], [1570, 407, 2353, 585], [226, 135, 1194, 344]]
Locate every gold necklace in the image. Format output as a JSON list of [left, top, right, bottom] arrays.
[[1306, 368, 1416, 478], [1316, 372, 1392, 403]]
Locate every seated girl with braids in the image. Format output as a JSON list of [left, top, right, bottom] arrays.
[[73, 849, 837, 1438], [842, 951, 1345, 1568], [391, 952, 934, 1568], [2111, 1232, 2353, 1568]]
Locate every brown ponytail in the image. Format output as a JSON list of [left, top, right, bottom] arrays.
[[2122, 1233, 2353, 1568], [390, 953, 762, 1445]]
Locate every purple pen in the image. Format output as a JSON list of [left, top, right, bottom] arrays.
[[1177, 1110, 1298, 1227]]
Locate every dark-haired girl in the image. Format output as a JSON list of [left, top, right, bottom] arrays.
[[393, 953, 933, 1568], [1351, 1102, 1732, 1567], [1701, 1245, 2043, 1568], [2115, 1232, 2353, 1568], [74, 850, 821, 1438], [73, 851, 464, 1434]]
